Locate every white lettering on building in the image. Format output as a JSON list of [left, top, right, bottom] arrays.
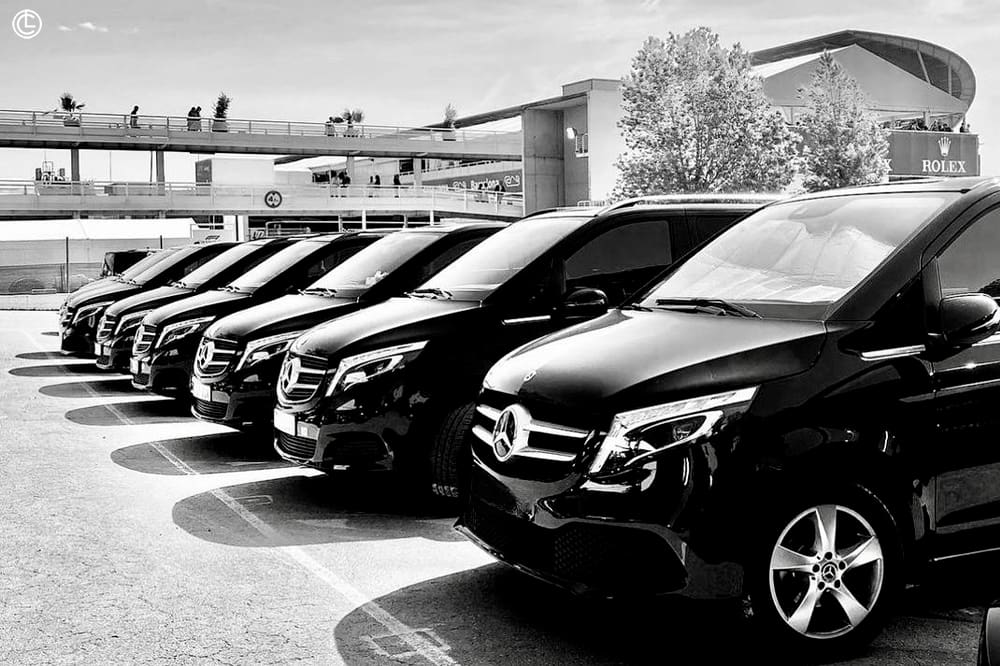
[[921, 159, 968, 174]]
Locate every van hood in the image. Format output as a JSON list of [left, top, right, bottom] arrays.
[[104, 285, 193, 319], [143, 290, 248, 328], [66, 279, 140, 308], [206, 293, 363, 342], [487, 309, 826, 415], [292, 296, 480, 358]]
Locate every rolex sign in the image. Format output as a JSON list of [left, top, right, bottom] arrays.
[[888, 130, 980, 177]]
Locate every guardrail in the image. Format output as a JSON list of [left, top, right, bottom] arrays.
[[0, 180, 525, 217], [0, 109, 517, 145]]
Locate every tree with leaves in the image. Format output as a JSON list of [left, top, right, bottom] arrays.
[[797, 51, 890, 191], [615, 28, 797, 197]]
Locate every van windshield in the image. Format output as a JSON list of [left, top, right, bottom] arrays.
[[177, 242, 266, 289], [226, 239, 326, 292], [640, 192, 957, 317], [416, 216, 588, 300], [305, 232, 439, 297], [127, 246, 199, 286], [115, 250, 175, 281]]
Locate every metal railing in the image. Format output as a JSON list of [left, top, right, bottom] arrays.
[[0, 109, 520, 146], [0, 180, 525, 214]]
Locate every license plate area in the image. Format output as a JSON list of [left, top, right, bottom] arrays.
[[191, 380, 211, 401], [274, 409, 295, 435]]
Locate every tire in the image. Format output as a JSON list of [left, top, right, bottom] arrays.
[[429, 402, 476, 500], [746, 483, 903, 660]]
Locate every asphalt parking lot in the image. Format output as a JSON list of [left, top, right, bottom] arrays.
[[0, 310, 993, 665]]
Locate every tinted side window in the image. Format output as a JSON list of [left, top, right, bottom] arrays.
[[564, 219, 672, 303], [420, 236, 487, 282], [301, 245, 366, 284], [688, 212, 742, 245], [938, 208, 1000, 297], [180, 252, 216, 276]]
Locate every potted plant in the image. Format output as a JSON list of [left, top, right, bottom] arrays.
[[57, 92, 85, 127], [343, 108, 364, 137], [325, 115, 344, 136], [443, 103, 458, 141], [212, 92, 231, 132]]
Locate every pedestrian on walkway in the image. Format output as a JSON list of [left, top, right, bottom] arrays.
[[129, 105, 139, 129], [392, 173, 401, 197]]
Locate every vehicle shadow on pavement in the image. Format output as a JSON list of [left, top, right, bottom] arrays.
[[111, 431, 289, 475], [65, 398, 191, 426], [333, 564, 757, 665], [10, 362, 109, 377], [16, 351, 72, 360], [332, 563, 996, 666], [173, 472, 464, 547], [40, 378, 137, 398]]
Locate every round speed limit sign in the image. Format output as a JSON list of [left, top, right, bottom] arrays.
[[264, 190, 283, 208]]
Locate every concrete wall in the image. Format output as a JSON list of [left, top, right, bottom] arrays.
[[522, 109, 564, 213], [562, 104, 590, 206], [586, 84, 625, 203]]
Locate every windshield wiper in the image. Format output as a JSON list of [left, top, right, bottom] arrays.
[[620, 303, 652, 312], [301, 287, 338, 297], [218, 285, 245, 293], [406, 287, 453, 300], [654, 297, 761, 318]]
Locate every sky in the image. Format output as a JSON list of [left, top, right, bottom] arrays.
[[0, 0, 996, 181]]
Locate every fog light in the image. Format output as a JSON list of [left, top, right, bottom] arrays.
[[297, 422, 318, 439]]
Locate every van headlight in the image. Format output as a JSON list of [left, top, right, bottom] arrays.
[[236, 331, 304, 371], [73, 301, 113, 324], [325, 341, 428, 396], [157, 317, 214, 348], [587, 387, 758, 482], [116, 309, 153, 335]]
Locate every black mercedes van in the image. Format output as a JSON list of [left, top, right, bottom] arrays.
[[458, 177, 1000, 658], [60, 242, 234, 356], [271, 196, 775, 496], [94, 237, 293, 372], [130, 232, 380, 396], [191, 223, 504, 430]]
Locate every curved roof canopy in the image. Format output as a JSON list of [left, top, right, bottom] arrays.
[[751, 30, 975, 109]]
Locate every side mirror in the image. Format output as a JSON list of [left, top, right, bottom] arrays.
[[555, 288, 608, 320], [935, 293, 1000, 347]]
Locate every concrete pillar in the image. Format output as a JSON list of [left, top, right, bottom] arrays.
[[155, 151, 165, 183], [412, 159, 423, 187], [346, 156, 356, 183], [361, 209, 367, 230], [522, 109, 565, 213], [70, 149, 81, 182], [235, 215, 249, 242]]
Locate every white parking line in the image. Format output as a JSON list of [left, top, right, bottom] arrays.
[[21, 329, 459, 666]]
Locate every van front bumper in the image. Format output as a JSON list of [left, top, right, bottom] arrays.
[[456, 450, 745, 600]]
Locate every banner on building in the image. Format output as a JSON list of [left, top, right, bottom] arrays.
[[888, 131, 979, 177], [422, 170, 522, 192]]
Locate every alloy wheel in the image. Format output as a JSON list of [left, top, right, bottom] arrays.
[[768, 503, 885, 639]]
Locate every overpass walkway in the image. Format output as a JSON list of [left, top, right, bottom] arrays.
[[0, 181, 524, 220], [0, 110, 523, 160]]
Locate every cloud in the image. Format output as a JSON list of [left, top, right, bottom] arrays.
[[57, 25, 73, 32], [78, 21, 110, 33]]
